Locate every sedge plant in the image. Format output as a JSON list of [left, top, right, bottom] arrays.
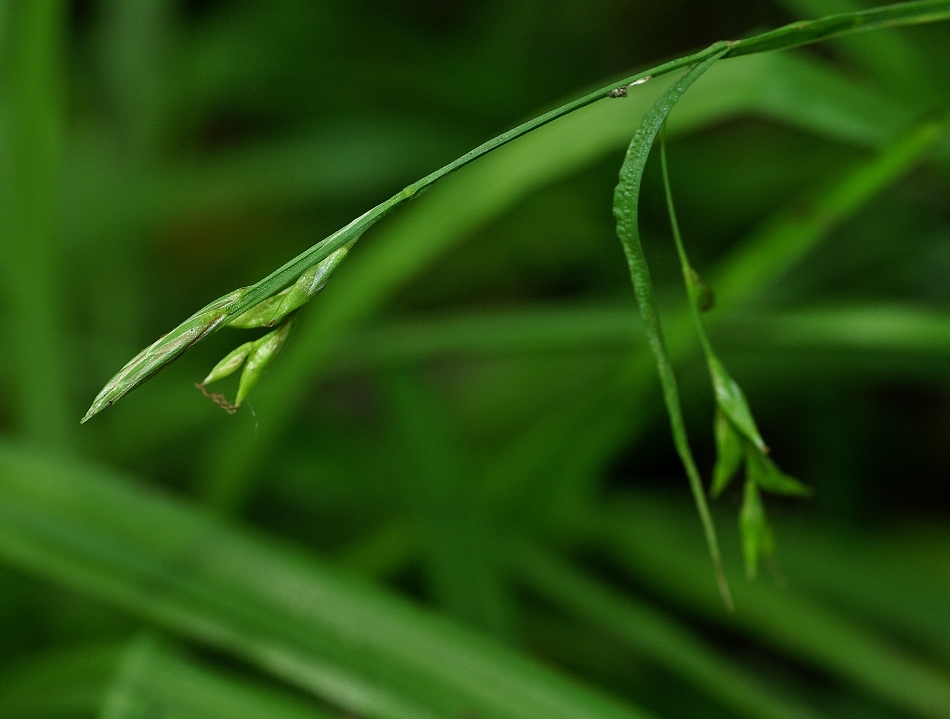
[[82, 0, 950, 605]]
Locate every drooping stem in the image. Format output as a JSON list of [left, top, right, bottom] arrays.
[[613, 49, 734, 610]]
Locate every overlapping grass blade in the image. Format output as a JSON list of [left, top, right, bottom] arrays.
[[510, 542, 823, 719], [383, 370, 514, 639], [0, 442, 654, 719], [592, 494, 950, 719], [102, 636, 337, 719]]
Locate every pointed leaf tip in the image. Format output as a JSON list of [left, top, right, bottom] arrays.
[[711, 408, 743, 497], [746, 447, 811, 497], [235, 319, 295, 407], [708, 356, 767, 453], [740, 475, 772, 580]]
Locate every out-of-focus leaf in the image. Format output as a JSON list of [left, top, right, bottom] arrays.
[[0, 643, 120, 719], [0, 442, 653, 719], [383, 370, 515, 639], [613, 44, 733, 608], [101, 636, 336, 719], [511, 542, 823, 719], [594, 494, 950, 719]]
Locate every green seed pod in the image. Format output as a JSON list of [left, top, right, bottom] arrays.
[[234, 318, 296, 407], [226, 291, 291, 329], [745, 446, 811, 497], [739, 475, 770, 580], [199, 341, 255, 386], [275, 244, 350, 318], [711, 408, 743, 498], [227, 244, 351, 330]]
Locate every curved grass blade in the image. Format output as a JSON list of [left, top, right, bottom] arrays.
[[0, 443, 655, 719], [511, 541, 823, 719], [82, 1, 950, 423], [596, 496, 950, 719], [102, 636, 338, 719], [612, 45, 732, 609]]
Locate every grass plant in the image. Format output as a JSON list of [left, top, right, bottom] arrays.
[[1, 1, 949, 718]]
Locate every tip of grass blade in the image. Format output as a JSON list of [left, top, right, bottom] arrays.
[[80, 404, 103, 424]]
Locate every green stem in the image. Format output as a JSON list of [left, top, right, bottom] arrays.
[[230, 0, 950, 319], [613, 48, 733, 610], [659, 128, 716, 362]]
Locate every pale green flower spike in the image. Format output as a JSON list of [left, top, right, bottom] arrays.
[[660, 126, 812, 582], [197, 319, 295, 414], [84, 241, 352, 422], [740, 476, 770, 580], [235, 319, 295, 406], [711, 408, 743, 498], [81, 288, 249, 423], [228, 245, 350, 329], [707, 356, 768, 454]]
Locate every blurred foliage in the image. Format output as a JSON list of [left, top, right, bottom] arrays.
[[0, 1, 949, 718]]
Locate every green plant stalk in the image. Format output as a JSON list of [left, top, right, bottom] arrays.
[[83, 0, 950, 422], [660, 127, 773, 458], [659, 128, 716, 364], [613, 47, 732, 610]]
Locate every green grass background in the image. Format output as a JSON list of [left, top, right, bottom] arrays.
[[0, 1, 949, 718]]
